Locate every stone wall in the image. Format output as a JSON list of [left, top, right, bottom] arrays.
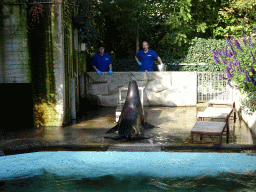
[[233, 88, 256, 136], [0, 1, 85, 127], [0, 3, 30, 83], [85, 72, 197, 107]]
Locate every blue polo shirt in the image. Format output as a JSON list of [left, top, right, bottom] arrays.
[[135, 49, 158, 71], [92, 53, 112, 72]]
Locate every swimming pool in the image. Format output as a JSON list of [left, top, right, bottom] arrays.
[[1, 152, 256, 191]]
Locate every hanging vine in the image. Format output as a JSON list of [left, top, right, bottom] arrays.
[[29, 1, 44, 23]]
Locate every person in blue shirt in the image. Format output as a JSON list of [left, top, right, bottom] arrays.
[[92, 45, 113, 75], [135, 41, 163, 72]]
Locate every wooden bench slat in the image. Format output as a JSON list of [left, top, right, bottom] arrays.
[[197, 107, 232, 118], [191, 121, 227, 144], [208, 100, 234, 105], [191, 121, 226, 133]]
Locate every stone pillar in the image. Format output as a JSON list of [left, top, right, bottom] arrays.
[[51, 2, 65, 126], [32, 1, 66, 126]]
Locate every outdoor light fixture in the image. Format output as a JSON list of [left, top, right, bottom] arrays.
[[81, 43, 86, 51]]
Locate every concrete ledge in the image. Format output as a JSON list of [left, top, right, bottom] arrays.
[[1, 144, 256, 156], [86, 72, 197, 107], [107, 145, 162, 152]]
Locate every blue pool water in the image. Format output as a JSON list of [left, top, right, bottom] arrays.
[[1, 152, 256, 191]]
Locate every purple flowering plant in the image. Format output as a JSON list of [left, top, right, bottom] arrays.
[[212, 30, 256, 93]]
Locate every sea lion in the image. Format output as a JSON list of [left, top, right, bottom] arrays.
[[105, 80, 156, 141]]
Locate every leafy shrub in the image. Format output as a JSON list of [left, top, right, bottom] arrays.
[[182, 38, 226, 72], [213, 26, 256, 115], [240, 91, 256, 116], [213, 35, 256, 92]]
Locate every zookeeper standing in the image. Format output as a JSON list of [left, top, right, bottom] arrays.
[[92, 44, 113, 75], [135, 41, 164, 72]]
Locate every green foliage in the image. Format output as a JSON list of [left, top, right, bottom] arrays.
[[157, 0, 229, 60], [79, 0, 232, 71], [240, 91, 256, 116], [215, 36, 256, 92], [158, 0, 193, 58], [213, 34, 256, 115], [181, 38, 226, 71], [78, 0, 99, 44], [214, 0, 256, 37], [96, 0, 164, 55], [63, 1, 74, 39]]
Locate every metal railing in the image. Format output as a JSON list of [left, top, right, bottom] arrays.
[[197, 72, 233, 102]]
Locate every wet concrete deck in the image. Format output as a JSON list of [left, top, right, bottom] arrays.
[[0, 103, 256, 154]]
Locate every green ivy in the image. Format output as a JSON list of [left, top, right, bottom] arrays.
[[182, 38, 226, 72]]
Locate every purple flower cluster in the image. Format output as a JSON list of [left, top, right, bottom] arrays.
[[228, 61, 232, 67], [226, 38, 232, 45], [233, 59, 240, 66], [212, 50, 221, 64], [235, 40, 242, 52], [250, 52, 256, 63], [249, 68, 256, 85], [221, 58, 227, 65], [225, 66, 232, 78], [212, 29, 256, 91], [249, 68, 255, 75], [244, 70, 249, 81], [213, 55, 219, 64], [243, 37, 247, 46], [227, 72, 233, 79]]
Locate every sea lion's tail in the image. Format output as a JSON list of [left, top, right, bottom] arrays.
[[144, 122, 159, 129], [106, 125, 119, 134]]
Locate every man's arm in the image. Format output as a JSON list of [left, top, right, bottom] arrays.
[[92, 65, 98, 71], [157, 56, 163, 64], [109, 64, 112, 70], [135, 56, 139, 63]]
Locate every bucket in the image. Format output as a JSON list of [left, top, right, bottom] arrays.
[[157, 64, 167, 71]]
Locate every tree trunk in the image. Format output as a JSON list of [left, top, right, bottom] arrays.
[[136, 21, 139, 53]]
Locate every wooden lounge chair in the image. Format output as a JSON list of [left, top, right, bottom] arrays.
[[208, 100, 236, 120], [191, 121, 228, 144], [197, 107, 233, 130], [193, 106, 233, 144]]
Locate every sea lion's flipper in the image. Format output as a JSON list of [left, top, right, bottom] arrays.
[[106, 125, 119, 134], [104, 136, 124, 140], [144, 122, 159, 129], [104, 135, 149, 141], [129, 135, 150, 141]]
